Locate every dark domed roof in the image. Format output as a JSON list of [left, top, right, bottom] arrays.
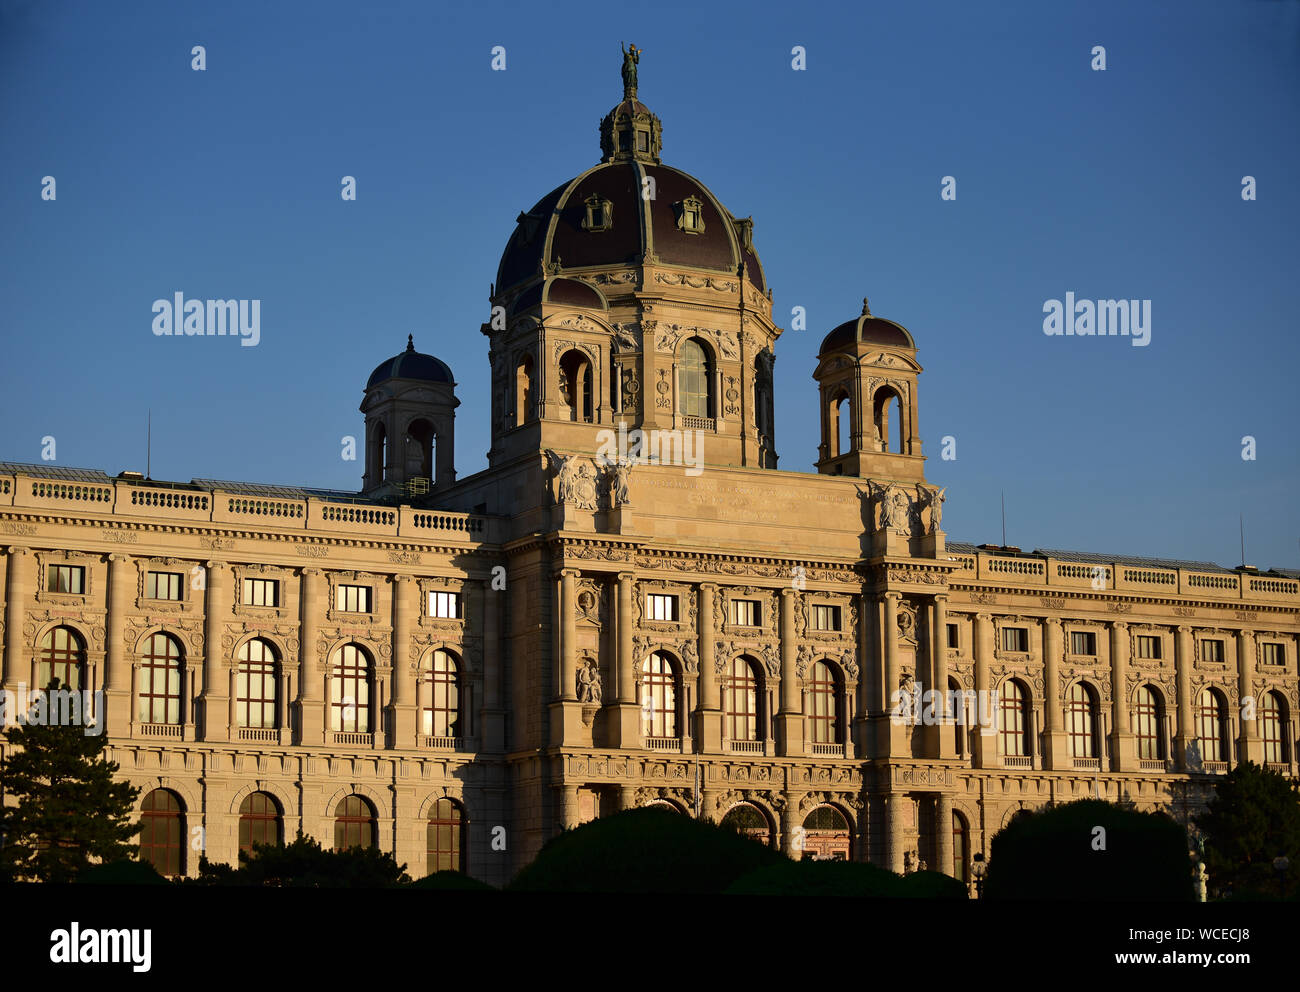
[[819, 299, 915, 354], [495, 69, 766, 298], [367, 336, 454, 389], [511, 277, 609, 315]]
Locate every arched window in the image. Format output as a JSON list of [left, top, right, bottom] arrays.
[[1195, 688, 1228, 763], [370, 422, 388, 483], [405, 417, 435, 483], [38, 625, 85, 691], [515, 354, 534, 427], [679, 338, 713, 419], [330, 643, 372, 734], [422, 648, 460, 738], [873, 387, 904, 453], [139, 789, 184, 876], [998, 679, 1029, 757], [953, 811, 970, 883], [1066, 682, 1099, 758], [802, 805, 852, 861], [334, 795, 376, 850], [238, 792, 282, 858], [640, 652, 678, 739], [236, 638, 278, 729], [723, 657, 761, 741], [808, 661, 841, 745], [559, 350, 593, 423], [427, 798, 465, 873], [138, 632, 183, 725], [720, 803, 772, 847], [1262, 690, 1289, 765], [831, 392, 849, 457], [754, 355, 773, 440], [1134, 685, 1165, 761]]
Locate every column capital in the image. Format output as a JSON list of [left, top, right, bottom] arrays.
[[1043, 616, 1063, 629], [1110, 620, 1129, 632], [301, 566, 323, 578], [884, 590, 903, 603], [1176, 624, 1193, 635], [699, 581, 718, 593], [975, 611, 993, 623], [392, 573, 413, 585], [617, 571, 636, 583], [559, 567, 580, 580], [105, 552, 131, 564], [933, 592, 949, 605], [4, 545, 31, 557], [205, 559, 228, 570], [780, 587, 798, 600]]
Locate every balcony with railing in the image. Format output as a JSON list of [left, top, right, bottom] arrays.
[[331, 731, 375, 747], [645, 736, 684, 752], [137, 723, 183, 739], [421, 735, 463, 751]]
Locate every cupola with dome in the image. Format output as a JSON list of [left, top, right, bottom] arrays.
[[361, 335, 459, 497], [481, 47, 782, 472]]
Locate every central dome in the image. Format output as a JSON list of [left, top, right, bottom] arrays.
[[495, 54, 765, 299]]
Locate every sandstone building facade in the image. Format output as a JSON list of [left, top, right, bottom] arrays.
[[2, 63, 1297, 888]]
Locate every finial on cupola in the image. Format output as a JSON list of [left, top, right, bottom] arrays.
[[406, 334, 415, 353], [862, 297, 871, 316]]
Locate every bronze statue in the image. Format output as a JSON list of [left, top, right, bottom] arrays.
[[621, 42, 641, 97]]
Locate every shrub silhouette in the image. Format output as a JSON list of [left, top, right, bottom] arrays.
[[726, 859, 906, 897], [983, 799, 1193, 901], [509, 807, 784, 893]]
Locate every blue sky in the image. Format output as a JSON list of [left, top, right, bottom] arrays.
[[1, 0, 1297, 568]]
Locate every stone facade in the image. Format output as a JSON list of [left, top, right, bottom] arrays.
[[1, 69, 1296, 888]]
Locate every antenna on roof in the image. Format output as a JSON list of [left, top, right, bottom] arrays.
[[1001, 490, 1007, 548], [146, 410, 152, 481], [1240, 512, 1245, 568]]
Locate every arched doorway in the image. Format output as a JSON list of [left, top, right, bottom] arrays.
[[720, 802, 773, 848], [801, 805, 852, 861]]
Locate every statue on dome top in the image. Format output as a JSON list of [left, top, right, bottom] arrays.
[[621, 42, 641, 98]]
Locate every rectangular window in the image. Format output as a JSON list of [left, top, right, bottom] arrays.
[[145, 571, 183, 601], [646, 594, 678, 622], [1135, 635, 1162, 660], [243, 577, 279, 608], [812, 604, 842, 632], [1262, 642, 1284, 667], [336, 584, 372, 613], [1071, 631, 1097, 656], [1202, 639, 1224, 663], [428, 591, 461, 619], [947, 623, 959, 649], [1001, 627, 1029, 653], [730, 599, 760, 627], [47, 564, 85, 595]]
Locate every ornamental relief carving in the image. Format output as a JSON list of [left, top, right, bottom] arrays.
[[1059, 666, 1111, 703], [23, 609, 107, 650], [220, 621, 300, 664], [123, 616, 204, 656], [1189, 674, 1238, 705], [652, 271, 738, 294]]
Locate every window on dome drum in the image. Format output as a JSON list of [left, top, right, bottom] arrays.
[[1262, 691, 1289, 765], [514, 354, 534, 427], [1262, 642, 1284, 667], [1001, 627, 1029, 653], [238, 792, 282, 858], [428, 591, 461, 619], [38, 626, 84, 691], [947, 623, 959, 649], [334, 795, 376, 851], [581, 194, 613, 232], [47, 564, 84, 595], [139, 789, 184, 876], [640, 652, 678, 739], [145, 571, 182, 601], [645, 593, 678, 622], [1135, 635, 1162, 660], [243, 577, 279, 607], [812, 604, 842, 632], [1134, 685, 1165, 761], [730, 599, 760, 627], [1201, 639, 1224, 663], [335, 584, 372, 613], [1066, 682, 1098, 758], [330, 643, 371, 733], [872, 387, 904, 454], [679, 338, 713, 420], [137, 632, 182, 725], [236, 638, 278, 729], [422, 649, 460, 738], [405, 418, 435, 484], [807, 662, 841, 745], [559, 350, 594, 423], [830, 393, 849, 457], [723, 657, 761, 741], [998, 680, 1029, 757], [427, 798, 465, 873], [1195, 688, 1228, 763], [1070, 631, 1096, 656]]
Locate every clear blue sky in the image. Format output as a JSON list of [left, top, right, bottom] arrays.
[[1, 0, 1296, 568]]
